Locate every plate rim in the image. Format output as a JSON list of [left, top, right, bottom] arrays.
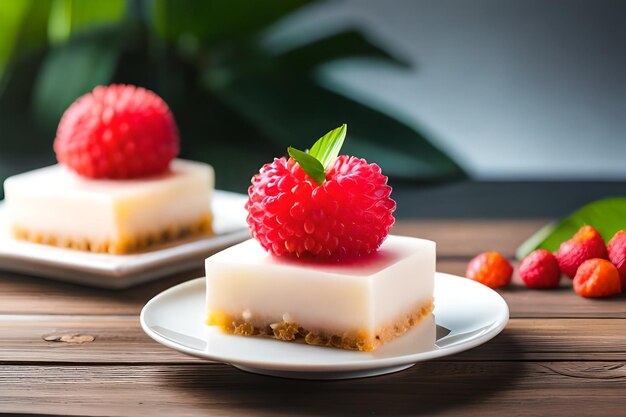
[[140, 272, 510, 372]]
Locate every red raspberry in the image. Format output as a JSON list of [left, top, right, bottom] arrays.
[[607, 230, 626, 290], [246, 155, 395, 259], [573, 258, 621, 298], [555, 225, 608, 279], [465, 252, 513, 289], [518, 249, 561, 289], [54, 84, 179, 179]]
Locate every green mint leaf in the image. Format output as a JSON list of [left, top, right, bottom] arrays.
[[309, 124, 347, 169], [516, 197, 626, 259], [287, 146, 326, 185]]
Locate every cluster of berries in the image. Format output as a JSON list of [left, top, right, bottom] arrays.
[[466, 225, 625, 298]]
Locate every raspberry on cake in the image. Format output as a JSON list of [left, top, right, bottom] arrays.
[[3, 84, 214, 254], [54, 84, 179, 179], [206, 124, 435, 351], [246, 153, 395, 259]]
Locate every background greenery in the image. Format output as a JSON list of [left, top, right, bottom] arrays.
[[0, 0, 464, 195]]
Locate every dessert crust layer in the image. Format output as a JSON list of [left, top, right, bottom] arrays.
[[207, 298, 434, 352], [11, 213, 213, 254]]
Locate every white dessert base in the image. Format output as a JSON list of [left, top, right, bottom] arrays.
[[205, 235, 435, 351], [3, 159, 214, 253]]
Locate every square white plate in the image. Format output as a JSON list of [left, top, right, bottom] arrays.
[[0, 190, 249, 289]]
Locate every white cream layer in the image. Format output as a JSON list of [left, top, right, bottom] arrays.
[[205, 235, 435, 333], [3, 159, 214, 243]]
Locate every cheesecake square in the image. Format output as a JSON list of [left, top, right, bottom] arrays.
[[3, 159, 214, 254], [205, 235, 435, 351]]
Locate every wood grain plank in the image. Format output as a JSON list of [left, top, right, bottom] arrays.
[[2, 218, 623, 417], [1, 317, 626, 363], [0, 316, 195, 364], [394, 218, 549, 258], [1, 259, 624, 318], [0, 362, 625, 416], [0, 268, 202, 315], [454, 319, 626, 361], [0, 218, 545, 317]]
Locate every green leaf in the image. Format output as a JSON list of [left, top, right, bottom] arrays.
[[0, 0, 31, 76], [169, 85, 277, 193], [0, 0, 52, 79], [32, 27, 121, 128], [209, 30, 410, 91], [210, 71, 464, 180], [151, 0, 310, 46], [287, 146, 326, 185], [516, 198, 626, 259], [309, 124, 347, 169], [48, 0, 126, 44], [271, 30, 411, 71]]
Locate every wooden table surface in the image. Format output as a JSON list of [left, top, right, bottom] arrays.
[[1, 219, 625, 416]]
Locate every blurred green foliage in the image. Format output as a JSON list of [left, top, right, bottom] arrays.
[[0, 0, 464, 195]]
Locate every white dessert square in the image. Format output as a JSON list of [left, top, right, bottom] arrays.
[[205, 235, 435, 351], [3, 159, 214, 254]]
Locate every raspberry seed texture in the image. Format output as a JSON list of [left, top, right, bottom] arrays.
[[54, 84, 179, 179], [246, 151, 395, 260]]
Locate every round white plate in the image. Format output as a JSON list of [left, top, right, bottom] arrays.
[[141, 273, 509, 379]]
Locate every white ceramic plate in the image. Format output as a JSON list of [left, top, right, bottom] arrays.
[[0, 190, 249, 289], [141, 273, 509, 379]]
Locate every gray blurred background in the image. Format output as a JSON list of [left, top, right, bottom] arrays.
[[272, 0, 625, 179]]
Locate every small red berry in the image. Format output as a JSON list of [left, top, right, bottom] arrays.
[[555, 225, 608, 279], [54, 84, 179, 179], [246, 155, 395, 259], [607, 230, 626, 290], [573, 258, 621, 298], [466, 252, 513, 289], [519, 249, 561, 289]]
